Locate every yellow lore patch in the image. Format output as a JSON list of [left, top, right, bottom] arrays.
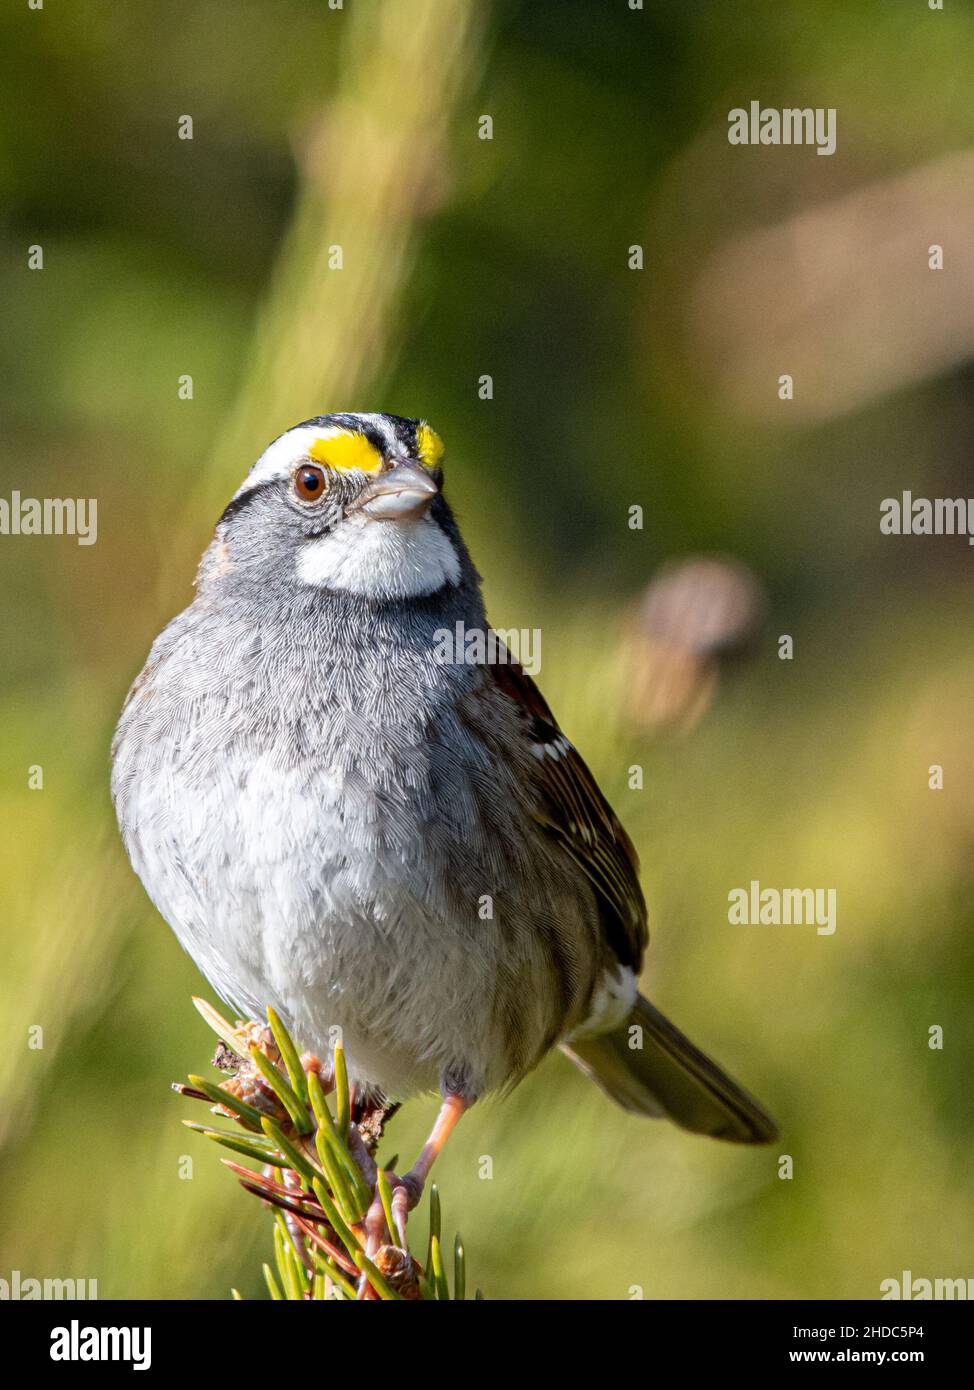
[[415, 422, 445, 471], [307, 432, 383, 474]]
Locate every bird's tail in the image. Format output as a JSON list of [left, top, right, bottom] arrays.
[[560, 993, 778, 1144]]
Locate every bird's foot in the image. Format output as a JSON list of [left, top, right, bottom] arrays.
[[300, 1051, 332, 1088], [364, 1169, 423, 1256], [356, 1094, 469, 1297], [358, 1170, 424, 1299]]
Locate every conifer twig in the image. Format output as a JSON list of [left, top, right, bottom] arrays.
[[177, 1000, 475, 1300]]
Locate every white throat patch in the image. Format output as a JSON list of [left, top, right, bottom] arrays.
[[297, 513, 461, 599]]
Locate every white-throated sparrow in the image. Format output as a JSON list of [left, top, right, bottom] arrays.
[[112, 412, 776, 1229]]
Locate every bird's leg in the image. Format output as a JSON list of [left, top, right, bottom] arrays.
[[388, 1093, 469, 1238], [362, 1093, 469, 1258], [403, 1091, 469, 1196], [301, 1052, 333, 1091], [346, 1124, 378, 1190]]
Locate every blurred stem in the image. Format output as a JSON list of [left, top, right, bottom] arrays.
[[162, 0, 487, 599]]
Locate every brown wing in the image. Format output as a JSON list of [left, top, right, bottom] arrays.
[[489, 659, 648, 973]]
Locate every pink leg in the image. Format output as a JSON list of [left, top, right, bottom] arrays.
[[301, 1052, 333, 1091], [398, 1093, 469, 1206], [362, 1094, 470, 1261]]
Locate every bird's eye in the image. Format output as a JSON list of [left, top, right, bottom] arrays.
[[294, 465, 327, 502]]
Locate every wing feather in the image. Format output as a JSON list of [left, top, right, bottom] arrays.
[[488, 658, 648, 972]]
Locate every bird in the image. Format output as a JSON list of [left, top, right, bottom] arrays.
[[111, 411, 777, 1238]]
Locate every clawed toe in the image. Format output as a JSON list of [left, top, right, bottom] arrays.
[[364, 1170, 420, 1257], [391, 1170, 424, 1211], [358, 1171, 423, 1299], [300, 1051, 331, 1086]]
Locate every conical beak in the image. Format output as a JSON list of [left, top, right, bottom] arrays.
[[354, 464, 438, 521]]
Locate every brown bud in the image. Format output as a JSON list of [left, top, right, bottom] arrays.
[[374, 1245, 424, 1300]]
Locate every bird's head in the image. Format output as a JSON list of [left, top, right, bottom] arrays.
[[202, 412, 468, 601]]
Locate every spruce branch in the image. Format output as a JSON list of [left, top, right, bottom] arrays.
[[175, 998, 476, 1300]]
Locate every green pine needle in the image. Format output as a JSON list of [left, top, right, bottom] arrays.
[[194, 1126, 282, 1165], [259, 1116, 320, 1186], [313, 1126, 360, 1225], [187, 1075, 265, 1132], [180, 1002, 478, 1301], [353, 1250, 403, 1302], [425, 1182, 441, 1273], [377, 1169, 397, 1247], [249, 1042, 313, 1134], [454, 1233, 466, 1302], [310, 1177, 359, 1258], [262, 1263, 283, 1301], [192, 996, 247, 1059], [333, 1042, 350, 1139], [430, 1233, 450, 1301], [266, 1005, 309, 1107]]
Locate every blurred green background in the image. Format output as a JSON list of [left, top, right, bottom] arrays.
[[2, 0, 973, 1300]]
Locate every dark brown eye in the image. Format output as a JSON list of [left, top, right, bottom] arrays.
[[294, 465, 327, 502]]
